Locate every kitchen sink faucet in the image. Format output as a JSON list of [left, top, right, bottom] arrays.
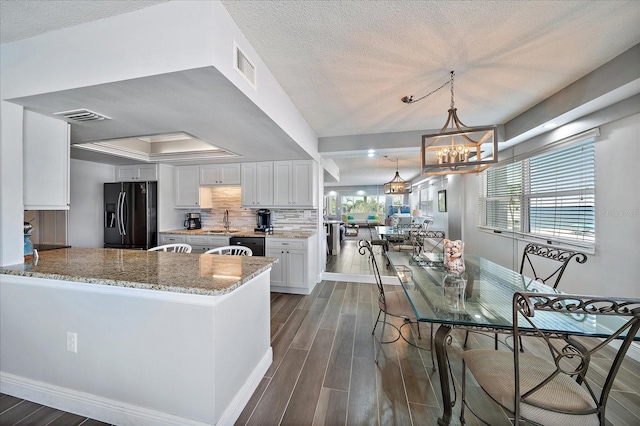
[[223, 210, 230, 232]]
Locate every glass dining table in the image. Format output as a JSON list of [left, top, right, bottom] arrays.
[[376, 225, 446, 253], [385, 251, 639, 426]]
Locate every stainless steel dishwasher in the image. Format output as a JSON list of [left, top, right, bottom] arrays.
[[229, 236, 265, 256]]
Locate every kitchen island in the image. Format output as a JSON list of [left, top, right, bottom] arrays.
[[0, 248, 276, 425]]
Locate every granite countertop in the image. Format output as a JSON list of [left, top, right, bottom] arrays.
[[160, 228, 315, 239], [0, 248, 278, 296]]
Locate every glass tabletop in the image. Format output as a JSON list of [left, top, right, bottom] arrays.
[[386, 251, 639, 340]]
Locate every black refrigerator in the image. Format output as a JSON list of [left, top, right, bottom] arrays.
[[104, 181, 157, 250]]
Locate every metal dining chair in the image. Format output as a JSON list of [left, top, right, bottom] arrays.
[[464, 243, 587, 350], [148, 243, 192, 253], [358, 239, 421, 363], [461, 292, 640, 426], [204, 245, 253, 256], [519, 243, 588, 289], [367, 226, 389, 254]]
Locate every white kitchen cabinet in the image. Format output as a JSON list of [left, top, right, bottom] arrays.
[[241, 162, 273, 207], [160, 234, 229, 253], [174, 166, 212, 208], [200, 164, 241, 186], [185, 235, 230, 253], [265, 248, 285, 286], [159, 234, 186, 244], [116, 164, 158, 181], [292, 160, 317, 207], [23, 110, 70, 210], [272, 160, 317, 208], [272, 161, 292, 207], [266, 236, 316, 294]]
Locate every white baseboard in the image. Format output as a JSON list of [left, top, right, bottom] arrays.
[[270, 285, 312, 294], [217, 347, 272, 425], [0, 347, 273, 426], [322, 272, 398, 285]]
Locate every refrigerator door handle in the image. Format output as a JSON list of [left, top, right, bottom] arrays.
[[120, 191, 127, 236], [116, 192, 122, 236]]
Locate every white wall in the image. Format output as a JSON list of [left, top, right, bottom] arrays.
[[0, 271, 271, 425], [463, 112, 640, 298], [68, 159, 115, 248], [0, 101, 24, 266]]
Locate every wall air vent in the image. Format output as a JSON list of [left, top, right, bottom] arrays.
[[234, 42, 256, 88], [54, 109, 111, 122]]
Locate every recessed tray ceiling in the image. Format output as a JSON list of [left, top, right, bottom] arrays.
[[72, 132, 238, 163]]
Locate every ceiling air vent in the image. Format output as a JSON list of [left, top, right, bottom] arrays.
[[234, 42, 256, 88], [54, 108, 111, 122]]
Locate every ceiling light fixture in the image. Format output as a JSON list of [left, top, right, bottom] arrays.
[[403, 71, 498, 176], [383, 156, 412, 194]]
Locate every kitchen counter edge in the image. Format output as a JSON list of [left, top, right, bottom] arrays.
[[0, 248, 278, 297]]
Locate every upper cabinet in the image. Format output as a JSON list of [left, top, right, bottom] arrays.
[[116, 164, 158, 181], [241, 162, 274, 207], [273, 160, 317, 208], [174, 165, 212, 208], [23, 111, 70, 210], [200, 164, 241, 186]]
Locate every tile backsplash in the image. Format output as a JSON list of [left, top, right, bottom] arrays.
[[198, 187, 317, 231]]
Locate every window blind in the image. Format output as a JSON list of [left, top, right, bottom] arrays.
[[479, 134, 596, 248]]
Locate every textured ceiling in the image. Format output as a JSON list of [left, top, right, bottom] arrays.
[[222, 0, 640, 138], [0, 0, 167, 43]]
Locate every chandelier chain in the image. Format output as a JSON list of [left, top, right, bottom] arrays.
[[450, 70, 455, 109], [402, 77, 451, 104]]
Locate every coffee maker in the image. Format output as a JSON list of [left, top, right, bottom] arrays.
[[184, 212, 202, 230], [255, 209, 272, 232]]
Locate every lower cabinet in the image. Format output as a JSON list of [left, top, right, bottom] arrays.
[[266, 236, 316, 294], [185, 235, 230, 253], [159, 234, 229, 253]]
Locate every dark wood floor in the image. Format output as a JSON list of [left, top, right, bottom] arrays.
[[326, 238, 395, 276], [237, 282, 640, 426], [0, 393, 109, 426], [3, 281, 639, 426]]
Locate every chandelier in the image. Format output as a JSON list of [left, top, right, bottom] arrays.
[[383, 157, 412, 194], [403, 71, 498, 175]]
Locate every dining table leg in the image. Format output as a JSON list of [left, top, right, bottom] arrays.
[[435, 324, 454, 426]]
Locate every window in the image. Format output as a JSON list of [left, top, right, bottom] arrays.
[[479, 130, 597, 249], [325, 195, 337, 216], [342, 195, 385, 214]]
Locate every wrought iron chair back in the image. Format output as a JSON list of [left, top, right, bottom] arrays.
[[512, 293, 640, 425], [461, 292, 640, 426], [519, 243, 587, 289], [412, 230, 446, 254], [358, 240, 385, 308]]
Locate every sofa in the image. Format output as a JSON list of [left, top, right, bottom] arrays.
[[342, 213, 381, 227]]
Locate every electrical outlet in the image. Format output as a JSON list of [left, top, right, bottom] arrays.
[[66, 332, 77, 353]]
